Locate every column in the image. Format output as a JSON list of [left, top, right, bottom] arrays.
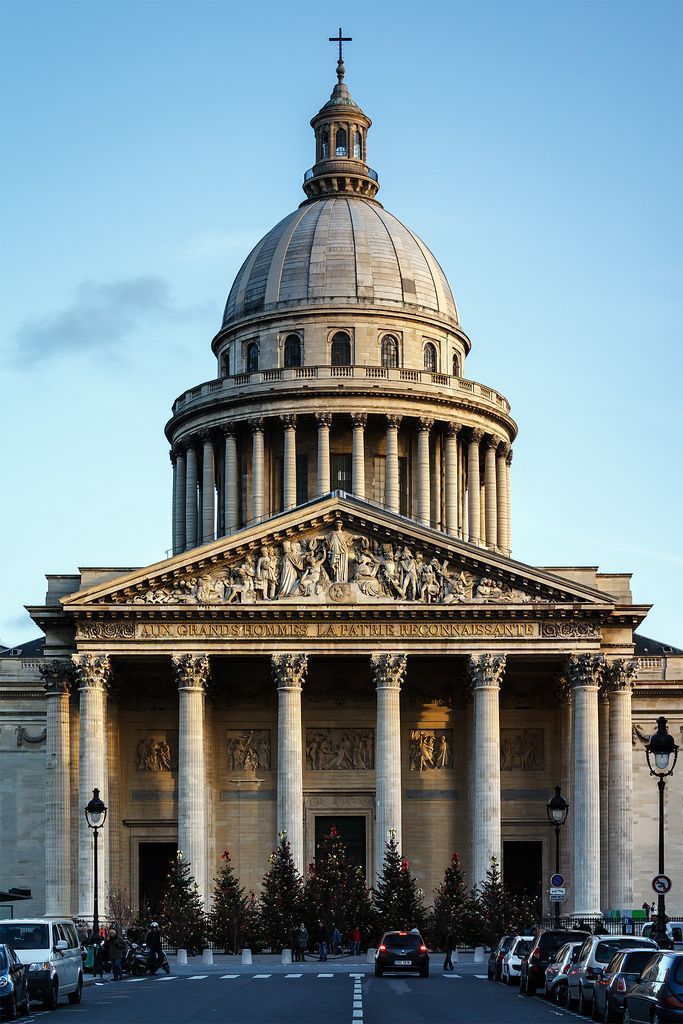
[[496, 443, 509, 555], [185, 439, 198, 551], [351, 413, 367, 499], [371, 653, 406, 882], [505, 448, 513, 553], [385, 415, 401, 514], [73, 654, 110, 921], [567, 653, 605, 917], [316, 413, 331, 495], [599, 685, 610, 911], [467, 429, 483, 545], [606, 659, 637, 910], [223, 425, 238, 534], [41, 662, 73, 917], [444, 423, 460, 537], [417, 418, 433, 526], [172, 654, 210, 904], [281, 415, 297, 510], [483, 435, 499, 549], [250, 417, 265, 522], [271, 654, 308, 874], [469, 654, 506, 886], [170, 449, 177, 553], [173, 445, 186, 554], [201, 430, 216, 545]]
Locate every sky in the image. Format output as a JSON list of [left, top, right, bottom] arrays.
[[1, 0, 681, 648]]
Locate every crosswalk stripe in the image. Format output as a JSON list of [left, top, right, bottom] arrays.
[[158, 975, 178, 981], [253, 974, 271, 979], [442, 973, 461, 977], [187, 975, 208, 980], [317, 973, 333, 978], [475, 974, 488, 979], [220, 975, 239, 979], [285, 973, 302, 978]]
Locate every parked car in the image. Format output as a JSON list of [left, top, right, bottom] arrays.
[[501, 936, 533, 985], [544, 941, 582, 1005], [521, 929, 591, 997], [0, 943, 30, 1020], [488, 935, 514, 981], [375, 930, 429, 978], [567, 935, 658, 1015], [624, 951, 683, 1023], [0, 919, 84, 1009], [642, 922, 683, 951], [593, 948, 661, 1023]]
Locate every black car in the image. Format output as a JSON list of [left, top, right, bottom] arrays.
[[593, 948, 659, 1022], [624, 951, 683, 1024], [375, 931, 429, 978], [0, 944, 30, 1019], [520, 929, 591, 997]]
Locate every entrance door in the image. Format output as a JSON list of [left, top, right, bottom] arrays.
[[503, 840, 543, 915], [315, 816, 366, 876], [138, 842, 177, 916]]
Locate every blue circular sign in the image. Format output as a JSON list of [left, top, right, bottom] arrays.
[[550, 873, 565, 887]]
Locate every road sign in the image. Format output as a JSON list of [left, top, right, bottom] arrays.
[[550, 874, 565, 888], [550, 886, 566, 902], [652, 874, 672, 895]]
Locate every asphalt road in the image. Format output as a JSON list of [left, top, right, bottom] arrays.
[[21, 966, 591, 1024]]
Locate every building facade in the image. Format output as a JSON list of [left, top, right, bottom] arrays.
[[1, 60, 682, 924]]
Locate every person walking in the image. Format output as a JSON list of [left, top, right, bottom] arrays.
[[331, 924, 342, 955], [105, 927, 126, 981], [443, 928, 456, 972], [295, 923, 308, 962], [317, 920, 328, 962], [146, 921, 164, 973], [349, 925, 361, 957]]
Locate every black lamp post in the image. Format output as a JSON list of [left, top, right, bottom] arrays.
[[84, 788, 107, 937], [645, 717, 678, 949], [547, 785, 569, 928]]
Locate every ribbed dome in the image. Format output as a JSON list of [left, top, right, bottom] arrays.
[[222, 196, 459, 328]]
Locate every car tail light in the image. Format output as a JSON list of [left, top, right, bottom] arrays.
[[616, 977, 627, 993], [586, 967, 601, 980], [532, 948, 542, 959], [420, 945, 428, 953], [378, 944, 386, 952], [661, 993, 683, 1009]]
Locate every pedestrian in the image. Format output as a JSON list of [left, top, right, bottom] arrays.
[[295, 922, 308, 962], [331, 924, 342, 955], [443, 928, 456, 972], [146, 921, 164, 973], [642, 901, 651, 921], [349, 925, 361, 957], [104, 926, 126, 981], [317, 920, 328, 962]]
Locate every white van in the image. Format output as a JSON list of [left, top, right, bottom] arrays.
[[641, 921, 683, 949], [0, 918, 84, 1007]]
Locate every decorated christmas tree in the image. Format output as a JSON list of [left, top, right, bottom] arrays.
[[373, 831, 426, 932], [431, 852, 478, 948], [209, 850, 249, 953], [159, 850, 206, 954], [258, 832, 303, 952], [303, 826, 376, 948], [474, 856, 537, 948]]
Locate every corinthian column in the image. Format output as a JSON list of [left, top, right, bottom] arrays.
[[467, 429, 483, 545], [469, 654, 505, 886], [351, 413, 367, 499], [250, 418, 265, 521], [567, 653, 605, 916], [385, 415, 401, 514], [316, 413, 331, 495], [483, 435, 499, 549], [185, 439, 198, 550], [417, 418, 433, 526], [172, 654, 210, 904], [445, 423, 460, 537], [496, 443, 509, 555], [599, 684, 610, 910], [223, 425, 238, 534], [73, 654, 110, 921], [200, 430, 216, 545], [281, 415, 297, 510], [272, 654, 308, 874], [173, 445, 186, 554], [41, 662, 74, 917], [505, 448, 513, 552], [606, 659, 637, 910], [371, 653, 407, 882]]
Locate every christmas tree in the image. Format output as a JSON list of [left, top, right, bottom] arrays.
[[159, 850, 207, 954], [431, 852, 478, 948], [209, 850, 249, 953], [303, 826, 376, 949], [373, 831, 426, 932], [258, 832, 303, 952], [473, 856, 537, 948]]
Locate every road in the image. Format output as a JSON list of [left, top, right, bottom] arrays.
[[21, 962, 590, 1023]]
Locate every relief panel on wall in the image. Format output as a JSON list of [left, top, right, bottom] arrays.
[[408, 729, 453, 770], [500, 728, 544, 771], [226, 729, 271, 771], [135, 733, 177, 772], [305, 728, 374, 770]]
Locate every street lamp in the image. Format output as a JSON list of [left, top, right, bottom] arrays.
[[547, 785, 569, 928], [645, 717, 678, 949], [84, 788, 107, 937]]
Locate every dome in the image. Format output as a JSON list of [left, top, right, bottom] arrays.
[[222, 196, 459, 329]]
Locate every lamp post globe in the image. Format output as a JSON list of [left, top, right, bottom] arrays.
[[645, 718, 678, 949], [84, 788, 107, 938], [546, 785, 569, 927]]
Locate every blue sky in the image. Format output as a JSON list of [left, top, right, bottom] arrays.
[[1, 0, 681, 647]]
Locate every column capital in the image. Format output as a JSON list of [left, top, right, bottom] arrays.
[[169, 448, 177, 466], [554, 673, 572, 705], [172, 653, 211, 691], [482, 433, 502, 451], [316, 412, 332, 428], [199, 428, 216, 444], [271, 653, 308, 690], [351, 412, 367, 428], [280, 414, 297, 430], [445, 421, 461, 439], [469, 428, 484, 445], [249, 417, 265, 433], [173, 440, 186, 456], [468, 653, 506, 689], [566, 653, 605, 690], [72, 654, 111, 691], [370, 653, 407, 690], [605, 658, 638, 692], [40, 661, 75, 696], [497, 440, 510, 459], [505, 447, 513, 467], [221, 422, 236, 439], [418, 417, 434, 433], [386, 414, 402, 429]]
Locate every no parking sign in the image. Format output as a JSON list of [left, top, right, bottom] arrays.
[[652, 874, 672, 895]]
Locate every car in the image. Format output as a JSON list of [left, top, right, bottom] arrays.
[[0, 943, 30, 1020], [0, 919, 84, 1009], [501, 936, 533, 985], [567, 935, 658, 1015], [520, 929, 591, 997], [593, 948, 662, 1023], [624, 951, 683, 1023], [544, 941, 583, 1005], [488, 935, 514, 981], [375, 930, 429, 978], [642, 922, 683, 951]]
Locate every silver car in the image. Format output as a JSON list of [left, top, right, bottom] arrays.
[[543, 941, 582, 1005], [567, 934, 658, 1015]]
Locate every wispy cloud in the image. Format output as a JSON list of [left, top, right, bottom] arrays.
[[10, 276, 187, 367]]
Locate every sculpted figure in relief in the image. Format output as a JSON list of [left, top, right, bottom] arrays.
[[305, 727, 374, 770], [500, 729, 544, 771], [137, 737, 173, 772], [409, 729, 453, 770], [226, 729, 271, 771]]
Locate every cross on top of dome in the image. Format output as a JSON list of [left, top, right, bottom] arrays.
[[328, 26, 352, 82]]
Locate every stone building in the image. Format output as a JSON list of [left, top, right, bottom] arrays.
[[1, 57, 682, 924]]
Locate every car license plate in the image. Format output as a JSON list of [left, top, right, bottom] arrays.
[[395, 960, 412, 966]]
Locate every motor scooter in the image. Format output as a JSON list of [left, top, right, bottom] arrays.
[[130, 944, 170, 976]]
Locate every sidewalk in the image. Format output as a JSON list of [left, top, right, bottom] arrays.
[[158, 951, 483, 975]]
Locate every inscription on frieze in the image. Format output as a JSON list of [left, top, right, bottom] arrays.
[[409, 729, 453, 770], [500, 729, 545, 771], [305, 728, 374, 770], [226, 730, 271, 771]]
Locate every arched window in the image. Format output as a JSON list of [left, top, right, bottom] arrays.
[[246, 342, 259, 373], [331, 331, 351, 366], [335, 128, 347, 157], [284, 333, 302, 368], [221, 350, 231, 377], [353, 130, 362, 159], [381, 335, 399, 368], [424, 342, 438, 372], [321, 129, 329, 160], [452, 352, 460, 377]]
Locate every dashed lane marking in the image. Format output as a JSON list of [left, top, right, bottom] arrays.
[[187, 975, 208, 980], [475, 974, 489, 979], [318, 973, 334, 977], [285, 973, 303, 978], [253, 974, 272, 979], [220, 974, 240, 979], [158, 975, 178, 980]]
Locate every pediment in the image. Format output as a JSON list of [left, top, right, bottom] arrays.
[[61, 495, 614, 611]]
